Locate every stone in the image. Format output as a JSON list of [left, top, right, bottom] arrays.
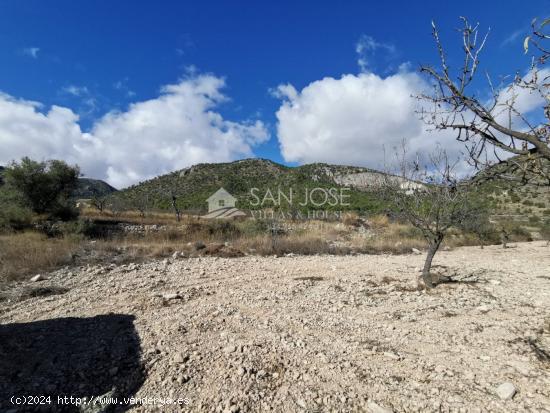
[[367, 401, 394, 413], [495, 382, 517, 400], [223, 345, 236, 354], [411, 248, 421, 255], [162, 293, 182, 300], [383, 351, 400, 360], [30, 274, 45, 282], [173, 352, 188, 364]]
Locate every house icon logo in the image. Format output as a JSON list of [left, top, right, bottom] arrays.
[[203, 188, 247, 219]]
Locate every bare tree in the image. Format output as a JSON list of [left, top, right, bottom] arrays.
[[91, 196, 106, 213], [128, 191, 149, 218], [170, 191, 181, 222], [419, 17, 550, 184], [381, 147, 486, 288]]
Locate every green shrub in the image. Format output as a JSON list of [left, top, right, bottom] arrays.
[[502, 222, 533, 242], [0, 205, 33, 231], [529, 215, 540, 224]]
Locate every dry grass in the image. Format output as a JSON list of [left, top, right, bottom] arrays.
[[0, 232, 80, 282], [0, 211, 511, 283], [81, 207, 188, 225]]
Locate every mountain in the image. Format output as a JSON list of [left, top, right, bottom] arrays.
[[473, 156, 550, 221], [73, 178, 118, 199], [110, 158, 394, 213]]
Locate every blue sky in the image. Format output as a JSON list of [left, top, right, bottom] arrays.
[[0, 0, 548, 187]]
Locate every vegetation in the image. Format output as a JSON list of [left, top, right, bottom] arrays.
[[106, 158, 391, 214], [380, 148, 491, 288], [1, 157, 80, 221], [0, 155, 548, 284]]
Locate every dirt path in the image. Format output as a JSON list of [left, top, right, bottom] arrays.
[[1, 242, 549, 412]]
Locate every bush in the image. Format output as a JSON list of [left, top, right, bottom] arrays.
[[0, 205, 33, 231], [3, 158, 80, 219], [502, 222, 533, 242], [528, 215, 540, 224], [540, 223, 550, 242]]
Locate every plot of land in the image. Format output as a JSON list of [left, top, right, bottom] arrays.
[[1, 242, 549, 412]]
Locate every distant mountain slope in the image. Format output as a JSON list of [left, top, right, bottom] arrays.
[[473, 156, 550, 220], [110, 158, 392, 213], [73, 178, 118, 199]]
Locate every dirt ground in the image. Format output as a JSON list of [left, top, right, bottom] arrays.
[[1, 241, 549, 412]]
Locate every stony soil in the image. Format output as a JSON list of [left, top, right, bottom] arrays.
[[1, 242, 549, 412]]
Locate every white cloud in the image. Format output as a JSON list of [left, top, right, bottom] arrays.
[[274, 65, 548, 175], [274, 71, 462, 172], [0, 75, 269, 188], [21, 47, 40, 58], [355, 35, 396, 72], [62, 85, 89, 97], [113, 78, 136, 98]]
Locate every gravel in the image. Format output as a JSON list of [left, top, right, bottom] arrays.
[[1, 241, 549, 412]]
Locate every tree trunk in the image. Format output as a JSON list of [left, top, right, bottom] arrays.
[[422, 237, 443, 288], [171, 195, 181, 222]]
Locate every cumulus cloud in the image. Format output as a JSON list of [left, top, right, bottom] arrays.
[[274, 65, 548, 175], [274, 71, 462, 172], [0, 75, 269, 188]]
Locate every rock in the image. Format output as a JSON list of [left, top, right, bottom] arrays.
[[223, 345, 236, 354], [162, 293, 182, 300], [30, 274, 46, 282], [172, 251, 181, 259], [173, 352, 188, 364], [296, 398, 307, 408], [383, 351, 400, 360], [411, 248, 421, 255], [495, 382, 517, 400], [367, 401, 394, 413], [476, 305, 490, 314]]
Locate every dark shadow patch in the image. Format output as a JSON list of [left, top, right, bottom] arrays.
[[294, 276, 324, 282], [0, 286, 69, 304], [0, 314, 144, 412]]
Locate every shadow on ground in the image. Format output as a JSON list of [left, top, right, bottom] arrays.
[[0, 314, 144, 412]]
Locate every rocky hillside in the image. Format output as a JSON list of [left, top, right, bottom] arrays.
[[73, 178, 118, 199], [473, 157, 550, 223], [110, 159, 394, 213]]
